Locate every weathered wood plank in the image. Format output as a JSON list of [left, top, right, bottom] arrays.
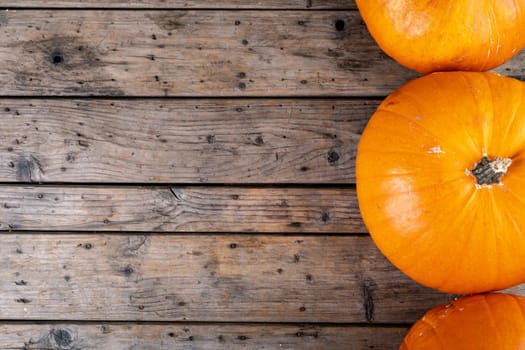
[[0, 233, 464, 323], [0, 323, 406, 350], [0, 0, 358, 9], [0, 186, 363, 232], [0, 10, 418, 96], [0, 99, 372, 184], [1, 10, 524, 97]]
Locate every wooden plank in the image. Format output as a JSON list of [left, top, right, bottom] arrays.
[[0, 99, 373, 184], [0, 10, 419, 97], [0, 233, 462, 323], [0, 323, 406, 350], [0, 186, 363, 232], [0, 0, 358, 9], [1, 10, 523, 97], [1, 10, 524, 97]]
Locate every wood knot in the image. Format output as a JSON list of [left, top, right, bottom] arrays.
[[327, 150, 340, 164], [51, 52, 64, 65], [16, 154, 45, 182], [50, 328, 73, 348]]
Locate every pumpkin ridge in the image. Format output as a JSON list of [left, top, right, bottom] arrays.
[[509, 295, 525, 331], [399, 186, 478, 290], [377, 97, 479, 158], [480, 295, 504, 345], [401, 294, 525, 348], [374, 108, 449, 143], [361, 177, 466, 200], [502, 184, 525, 209]]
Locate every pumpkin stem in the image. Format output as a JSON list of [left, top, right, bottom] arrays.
[[471, 156, 512, 185]]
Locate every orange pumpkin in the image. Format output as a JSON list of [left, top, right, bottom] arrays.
[[356, 72, 525, 294], [400, 293, 525, 349], [355, 0, 525, 74]]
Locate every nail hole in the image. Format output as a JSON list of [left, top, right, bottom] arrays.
[[335, 19, 345, 31], [52, 54, 64, 64]]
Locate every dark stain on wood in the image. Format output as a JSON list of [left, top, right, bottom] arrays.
[[119, 265, 135, 277], [362, 279, 377, 323], [305, 274, 313, 283], [334, 19, 345, 31], [320, 212, 330, 223], [15, 35, 124, 96], [24, 328, 76, 350], [22, 36, 104, 69], [146, 12, 187, 31], [253, 135, 264, 146], [0, 12, 8, 26], [16, 154, 45, 182], [121, 236, 149, 257], [326, 48, 343, 58], [16, 298, 32, 304], [51, 329, 73, 348], [327, 150, 340, 164], [336, 59, 369, 71]]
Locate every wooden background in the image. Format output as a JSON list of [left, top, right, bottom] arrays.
[[1, 1, 525, 349]]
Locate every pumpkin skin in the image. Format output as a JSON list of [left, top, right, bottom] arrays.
[[400, 293, 525, 349], [356, 72, 525, 294], [355, 0, 525, 74]]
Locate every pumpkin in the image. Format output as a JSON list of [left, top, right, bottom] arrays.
[[400, 293, 525, 349], [356, 72, 525, 294], [355, 0, 525, 74]]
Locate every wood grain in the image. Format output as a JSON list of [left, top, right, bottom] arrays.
[[0, 10, 419, 96], [0, 323, 406, 350], [0, 233, 462, 323], [0, 186, 364, 232], [0, 99, 374, 183], [0, 0, 358, 9], [1, 10, 523, 97]]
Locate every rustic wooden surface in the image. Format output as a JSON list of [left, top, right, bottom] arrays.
[[0, 186, 362, 232], [0, 10, 417, 96], [0, 233, 455, 322], [0, 324, 406, 350], [1, 10, 524, 97], [1, 2, 524, 350], [0, 99, 372, 183]]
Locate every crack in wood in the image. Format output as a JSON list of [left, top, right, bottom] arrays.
[[362, 280, 376, 323]]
